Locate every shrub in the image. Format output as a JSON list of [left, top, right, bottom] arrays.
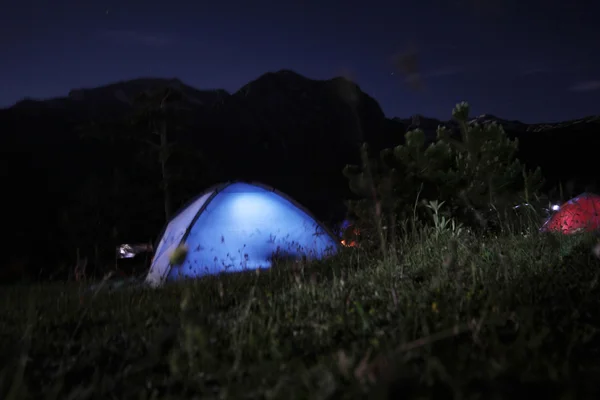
[[343, 102, 544, 248]]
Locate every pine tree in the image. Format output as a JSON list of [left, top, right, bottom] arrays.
[[343, 102, 544, 239]]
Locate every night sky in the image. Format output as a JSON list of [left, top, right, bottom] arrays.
[[2, 0, 599, 123]]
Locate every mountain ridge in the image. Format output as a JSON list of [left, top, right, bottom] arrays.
[[7, 70, 598, 130]]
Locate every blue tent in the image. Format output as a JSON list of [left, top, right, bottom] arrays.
[[145, 182, 340, 286]]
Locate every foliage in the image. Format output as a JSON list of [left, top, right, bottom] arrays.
[[343, 102, 544, 246]]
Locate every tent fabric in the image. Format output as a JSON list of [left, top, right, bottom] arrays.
[[146, 182, 340, 287], [540, 193, 600, 234]]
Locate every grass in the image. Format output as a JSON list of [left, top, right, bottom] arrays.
[[2, 218, 600, 399]]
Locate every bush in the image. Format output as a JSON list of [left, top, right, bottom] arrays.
[[343, 102, 544, 248]]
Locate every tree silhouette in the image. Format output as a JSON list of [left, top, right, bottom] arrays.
[[129, 81, 197, 222]]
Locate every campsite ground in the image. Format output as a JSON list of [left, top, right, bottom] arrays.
[[2, 225, 600, 399]]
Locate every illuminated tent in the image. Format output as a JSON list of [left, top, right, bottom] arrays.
[[540, 192, 600, 234], [145, 182, 340, 287]]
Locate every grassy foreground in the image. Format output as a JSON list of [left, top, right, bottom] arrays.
[[2, 226, 600, 399]]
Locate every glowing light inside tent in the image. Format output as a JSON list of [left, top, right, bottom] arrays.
[[551, 204, 560, 211], [230, 193, 283, 229]]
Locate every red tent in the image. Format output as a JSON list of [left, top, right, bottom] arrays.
[[540, 193, 600, 234]]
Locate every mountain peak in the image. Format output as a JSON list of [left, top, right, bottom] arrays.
[[238, 70, 363, 96], [238, 69, 311, 90], [271, 69, 307, 77]]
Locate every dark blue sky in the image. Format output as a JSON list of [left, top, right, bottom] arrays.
[[2, 0, 599, 122]]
